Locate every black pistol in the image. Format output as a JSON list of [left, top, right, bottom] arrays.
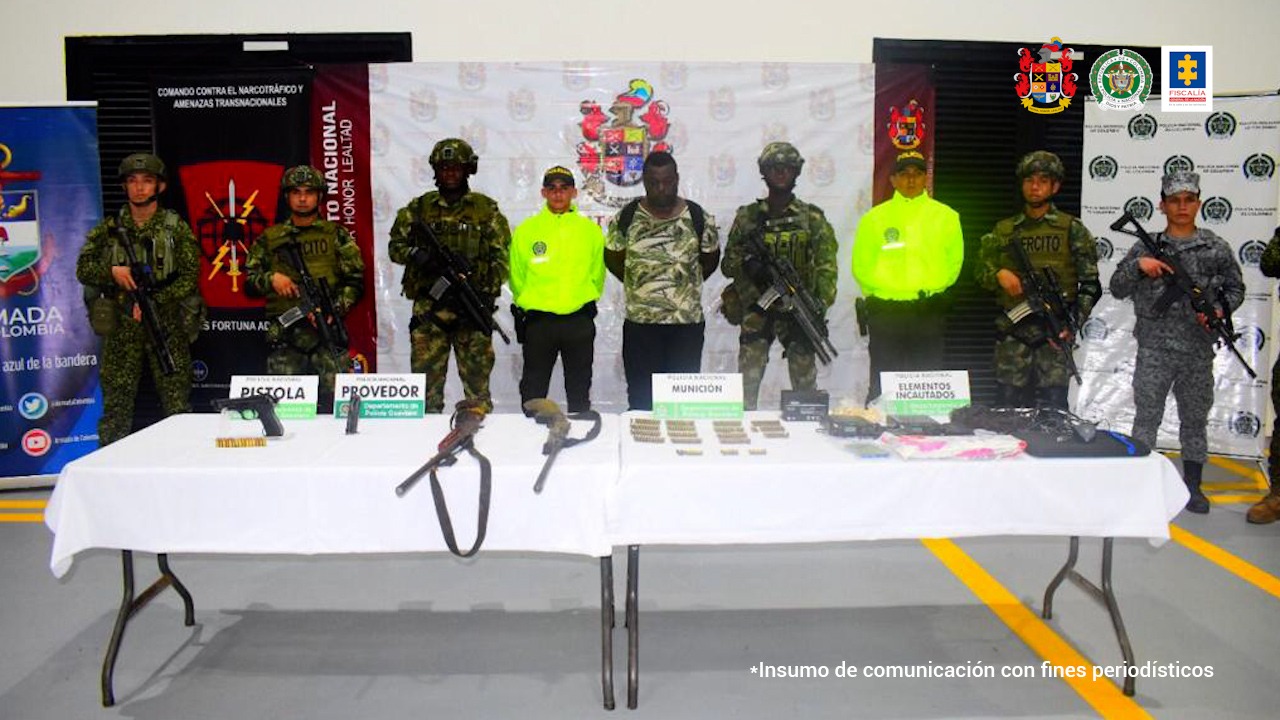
[[211, 395, 285, 437]]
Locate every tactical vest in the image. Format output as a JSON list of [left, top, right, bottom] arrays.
[[402, 192, 500, 299], [107, 208, 182, 281], [262, 221, 344, 318], [995, 212, 1077, 309], [755, 202, 816, 289]]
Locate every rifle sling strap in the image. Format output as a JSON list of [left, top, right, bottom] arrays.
[[427, 441, 492, 558]]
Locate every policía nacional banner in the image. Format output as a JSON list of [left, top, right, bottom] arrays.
[[152, 70, 313, 412], [368, 62, 875, 412], [1077, 95, 1280, 458], [0, 104, 103, 478]]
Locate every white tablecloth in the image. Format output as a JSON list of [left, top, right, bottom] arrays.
[[608, 413, 1188, 545], [46, 413, 619, 576]]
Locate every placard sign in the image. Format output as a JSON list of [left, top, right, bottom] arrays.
[[334, 374, 426, 419], [881, 370, 970, 420], [227, 375, 319, 419], [651, 373, 744, 419]]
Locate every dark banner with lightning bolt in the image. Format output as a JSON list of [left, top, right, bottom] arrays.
[[152, 70, 313, 409]]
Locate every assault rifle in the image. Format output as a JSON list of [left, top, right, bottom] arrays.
[[523, 398, 604, 494], [1004, 231, 1082, 384], [117, 225, 177, 376], [1110, 211, 1256, 378], [744, 231, 838, 365], [276, 237, 350, 361], [211, 394, 285, 437], [410, 221, 511, 344], [395, 400, 487, 498]]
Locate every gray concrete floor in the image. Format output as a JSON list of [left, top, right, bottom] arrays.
[[2, 458, 1279, 720]]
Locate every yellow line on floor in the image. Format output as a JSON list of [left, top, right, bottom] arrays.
[[0, 500, 48, 509], [1170, 525, 1280, 601], [0, 513, 45, 523], [1203, 482, 1266, 492], [921, 539, 1151, 719], [1206, 457, 1268, 493], [1208, 494, 1264, 505]]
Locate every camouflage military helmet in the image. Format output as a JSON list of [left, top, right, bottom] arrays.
[[118, 153, 166, 181], [429, 138, 479, 170], [1016, 151, 1065, 181], [280, 165, 327, 194], [758, 142, 804, 172]]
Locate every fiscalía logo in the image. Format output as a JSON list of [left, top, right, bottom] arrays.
[[1015, 37, 1078, 114], [709, 153, 736, 188], [1162, 46, 1212, 113], [762, 63, 789, 90], [1239, 240, 1266, 267], [21, 428, 51, 457], [1127, 113, 1158, 140], [1243, 153, 1276, 181], [1081, 317, 1109, 341], [1230, 411, 1261, 438], [1123, 197, 1154, 221], [0, 189, 40, 285], [180, 161, 277, 308], [887, 99, 927, 150], [1088, 155, 1118, 181], [1163, 155, 1195, 177], [1200, 197, 1232, 224], [1094, 236, 1114, 260], [458, 63, 486, 91], [1089, 48, 1153, 111], [409, 87, 437, 123], [1205, 111, 1237, 139], [576, 79, 672, 207], [507, 88, 536, 122], [18, 391, 48, 420]]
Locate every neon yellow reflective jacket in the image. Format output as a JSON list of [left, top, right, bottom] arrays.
[[509, 204, 605, 314], [852, 191, 963, 301]]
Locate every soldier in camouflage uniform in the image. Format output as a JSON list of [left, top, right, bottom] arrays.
[[245, 165, 364, 412], [388, 138, 510, 413], [605, 151, 721, 411], [721, 142, 837, 409], [1111, 171, 1245, 514], [1251, 225, 1280, 523], [76, 153, 202, 445], [975, 151, 1101, 409]]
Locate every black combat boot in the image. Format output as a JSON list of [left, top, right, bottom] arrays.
[[1035, 386, 1070, 410], [1183, 460, 1209, 514], [995, 383, 1029, 409]]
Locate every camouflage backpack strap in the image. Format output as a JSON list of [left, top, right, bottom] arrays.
[[685, 200, 707, 239], [617, 198, 707, 239], [617, 198, 643, 237]]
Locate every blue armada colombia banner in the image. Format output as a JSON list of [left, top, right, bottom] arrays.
[[0, 105, 103, 477]]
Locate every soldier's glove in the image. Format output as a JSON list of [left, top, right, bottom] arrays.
[[743, 255, 771, 288]]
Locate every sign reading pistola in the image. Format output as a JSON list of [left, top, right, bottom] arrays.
[[228, 375, 319, 419], [334, 373, 426, 419], [1015, 38, 1079, 115]]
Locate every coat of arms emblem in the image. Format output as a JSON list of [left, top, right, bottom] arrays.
[[1015, 37, 1078, 114]]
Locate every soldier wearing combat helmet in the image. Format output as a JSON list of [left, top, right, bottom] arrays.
[[975, 150, 1101, 409], [721, 141, 837, 409], [76, 152, 203, 445], [388, 138, 511, 413], [245, 165, 365, 412]]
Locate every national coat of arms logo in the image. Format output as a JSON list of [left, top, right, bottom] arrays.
[[576, 78, 672, 207], [1015, 37, 1078, 114]]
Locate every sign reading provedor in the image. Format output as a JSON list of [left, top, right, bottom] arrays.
[[334, 373, 426, 419], [228, 375, 319, 419], [651, 373, 744, 419], [881, 370, 970, 421]]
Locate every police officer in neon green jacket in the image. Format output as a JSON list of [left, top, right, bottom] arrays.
[[509, 166, 606, 412], [852, 151, 964, 402]]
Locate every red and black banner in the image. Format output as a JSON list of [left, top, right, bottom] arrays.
[[873, 64, 936, 204], [152, 70, 312, 407]]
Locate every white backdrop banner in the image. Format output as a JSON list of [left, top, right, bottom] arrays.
[[368, 62, 875, 413], [1077, 96, 1280, 458]]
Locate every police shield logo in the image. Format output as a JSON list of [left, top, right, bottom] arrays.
[[1205, 112, 1236, 139], [0, 190, 40, 282], [1163, 155, 1195, 177], [458, 63, 486, 91], [810, 153, 836, 187], [1124, 197, 1154, 221], [1237, 325, 1265, 352], [1081, 317, 1109, 342], [709, 86, 735, 121], [1243, 153, 1276, 181], [508, 88, 536, 122], [709, 153, 736, 188], [1088, 156, 1118, 181], [1089, 48, 1152, 111], [1200, 197, 1232, 224], [1127, 113, 1158, 139], [1231, 411, 1261, 438], [409, 87, 437, 122], [1239, 240, 1266, 267], [1094, 236, 1114, 260]]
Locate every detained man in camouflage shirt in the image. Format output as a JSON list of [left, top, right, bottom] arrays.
[[245, 165, 365, 413], [722, 142, 837, 409], [76, 153, 203, 445], [1250, 226, 1280, 523], [605, 151, 720, 410], [975, 151, 1101, 409], [388, 138, 511, 413], [1112, 171, 1245, 514]]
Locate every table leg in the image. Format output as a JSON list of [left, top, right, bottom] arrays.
[[100, 551, 197, 707], [626, 544, 639, 710], [1040, 537, 1137, 697], [601, 556, 616, 710]]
